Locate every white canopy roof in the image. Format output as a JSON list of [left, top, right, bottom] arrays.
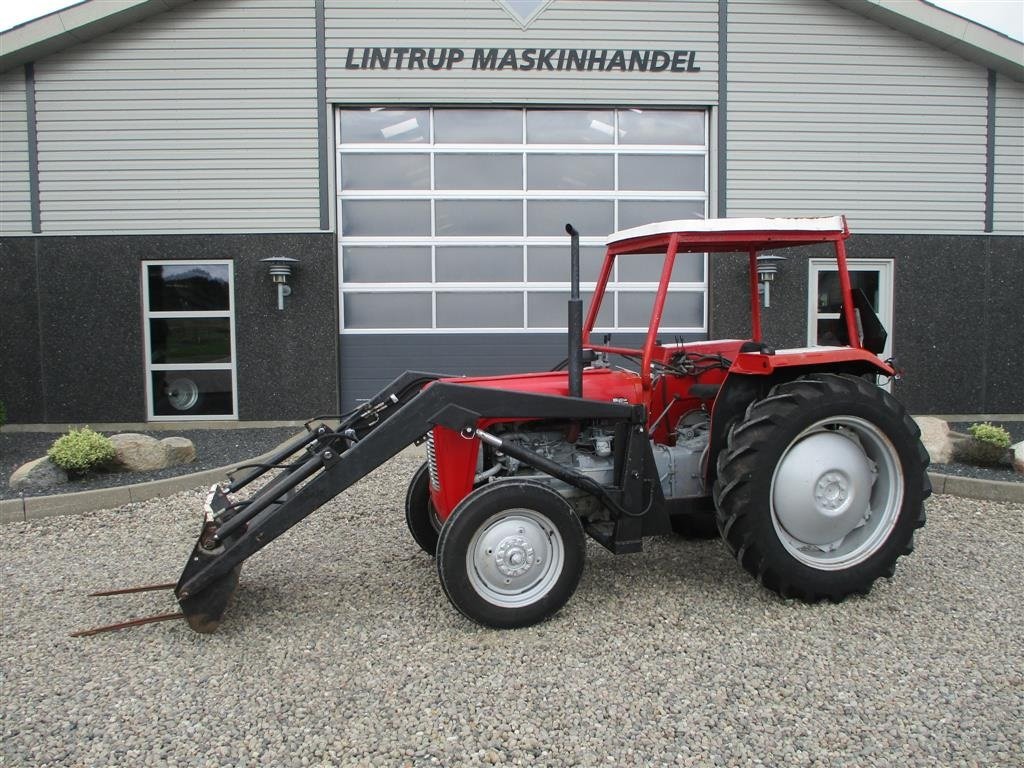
[[606, 216, 847, 244]]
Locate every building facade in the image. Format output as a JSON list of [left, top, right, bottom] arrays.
[[1, 0, 1022, 423]]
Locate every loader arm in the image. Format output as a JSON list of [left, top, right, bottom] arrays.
[[175, 375, 636, 632]]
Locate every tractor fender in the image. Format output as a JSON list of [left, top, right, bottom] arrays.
[[706, 352, 894, 487]]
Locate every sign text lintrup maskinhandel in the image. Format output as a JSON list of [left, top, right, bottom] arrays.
[[343, 47, 701, 73]]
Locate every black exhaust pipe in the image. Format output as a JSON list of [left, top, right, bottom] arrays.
[[565, 223, 583, 398]]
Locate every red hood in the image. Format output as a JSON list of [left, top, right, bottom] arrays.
[[438, 368, 646, 404]]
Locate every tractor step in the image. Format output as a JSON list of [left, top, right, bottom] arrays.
[[584, 521, 643, 554]]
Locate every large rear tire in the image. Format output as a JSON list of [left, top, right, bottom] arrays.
[[713, 373, 929, 602], [405, 461, 441, 556], [437, 481, 585, 629]]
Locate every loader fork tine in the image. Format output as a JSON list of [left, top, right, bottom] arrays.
[[88, 582, 177, 597], [70, 612, 185, 638]]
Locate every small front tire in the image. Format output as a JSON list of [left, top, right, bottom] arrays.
[[437, 481, 585, 629], [405, 461, 441, 556]]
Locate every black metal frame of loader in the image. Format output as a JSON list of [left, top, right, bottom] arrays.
[[175, 371, 671, 633]]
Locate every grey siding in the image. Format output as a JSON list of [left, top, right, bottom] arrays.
[[727, 0, 989, 233], [0, 69, 31, 233], [993, 75, 1024, 234], [325, 0, 719, 106], [31, 0, 320, 233]]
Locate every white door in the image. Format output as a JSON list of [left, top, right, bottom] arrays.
[[808, 258, 894, 363]]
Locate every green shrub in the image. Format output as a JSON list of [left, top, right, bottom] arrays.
[[956, 422, 1012, 467], [0, 400, 6, 429], [47, 427, 116, 475], [968, 422, 1012, 449]]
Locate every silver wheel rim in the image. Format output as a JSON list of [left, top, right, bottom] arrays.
[[770, 415, 903, 570], [166, 377, 200, 411], [466, 509, 565, 608]]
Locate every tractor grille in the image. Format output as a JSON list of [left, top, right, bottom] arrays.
[[426, 430, 440, 490]]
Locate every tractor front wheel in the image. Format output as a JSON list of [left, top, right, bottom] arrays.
[[437, 481, 585, 629], [714, 373, 929, 602], [405, 461, 442, 556]]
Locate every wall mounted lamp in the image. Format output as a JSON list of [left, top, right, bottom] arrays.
[[756, 253, 787, 308], [260, 256, 300, 310]]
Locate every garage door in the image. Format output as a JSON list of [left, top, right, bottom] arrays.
[[336, 107, 708, 335]]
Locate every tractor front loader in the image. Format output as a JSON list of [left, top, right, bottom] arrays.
[[77, 216, 929, 637]]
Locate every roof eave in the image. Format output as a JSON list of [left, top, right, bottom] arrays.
[[0, 0, 193, 73], [831, 0, 1024, 81]]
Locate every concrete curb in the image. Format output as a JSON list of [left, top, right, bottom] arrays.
[[928, 471, 1024, 504], [1, 449, 1016, 524], [2, 441, 428, 524]]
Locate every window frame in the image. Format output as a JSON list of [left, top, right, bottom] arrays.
[[336, 107, 709, 334], [142, 259, 239, 421]]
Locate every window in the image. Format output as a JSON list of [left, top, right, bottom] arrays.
[[143, 261, 238, 419], [337, 107, 708, 333], [808, 258, 893, 387]]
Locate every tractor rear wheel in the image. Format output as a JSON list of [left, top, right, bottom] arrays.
[[714, 373, 929, 602], [405, 461, 442, 556], [437, 481, 585, 629]]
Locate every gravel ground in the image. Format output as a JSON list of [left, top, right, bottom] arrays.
[[0, 428, 300, 500], [2, 455, 1022, 768]]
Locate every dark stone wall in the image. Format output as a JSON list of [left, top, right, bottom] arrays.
[[709, 233, 1024, 414], [0, 233, 338, 423]]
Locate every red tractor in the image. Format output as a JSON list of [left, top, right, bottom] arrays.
[[80, 216, 930, 636]]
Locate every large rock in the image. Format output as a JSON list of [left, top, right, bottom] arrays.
[[913, 416, 953, 465], [109, 433, 169, 471], [160, 436, 196, 466], [10, 456, 69, 492], [1011, 441, 1024, 475]]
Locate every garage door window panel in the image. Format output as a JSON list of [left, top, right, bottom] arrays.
[[340, 109, 429, 143], [434, 109, 522, 143], [436, 246, 523, 282], [618, 109, 705, 145], [344, 292, 432, 329], [436, 292, 523, 328], [342, 246, 432, 283], [526, 110, 615, 144], [435, 154, 523, 190], [527, 154, 614, 190], [618, 154, 705, 192], [340, 154, 430, 190], [527, 200, 614, 237], [341, 200, 431, 236]]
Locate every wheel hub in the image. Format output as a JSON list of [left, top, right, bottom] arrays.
[[815, 471, 851, 511], [467, 510, 562, 607], [773, 431, 875, 546], [495, 535, 536, 577]]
